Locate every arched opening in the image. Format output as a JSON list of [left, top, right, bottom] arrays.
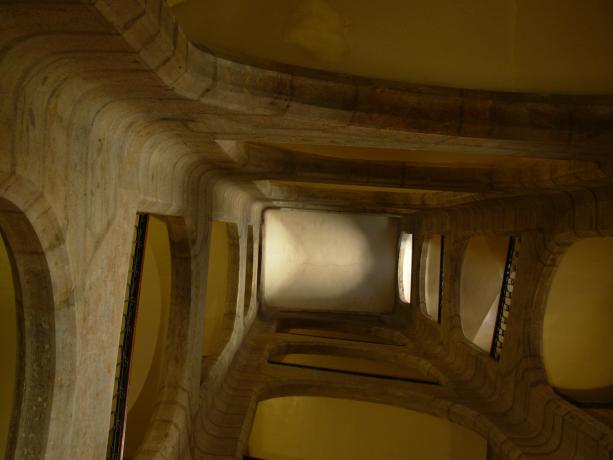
[[246, 396, 486, 460], [460, 236, 510, 353], [0, 231, 17, 458], [422, 234, 444, 321], [123, 216, 172, 458], [0, 197, 55, 459], [542, 237, 613, 406], [107, 215, 173, 459], [244, 225, 254, 318], [398, 233, 413, 304], [202, 221, 239, 357]]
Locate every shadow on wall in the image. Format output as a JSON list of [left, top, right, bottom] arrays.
[[460, 235, 509, 352], [262, 209, 398, 314], [246, 396, 486, 460], [542, 237, 613, 405]]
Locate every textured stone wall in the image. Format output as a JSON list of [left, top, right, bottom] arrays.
[[0, 1, 612, 459]]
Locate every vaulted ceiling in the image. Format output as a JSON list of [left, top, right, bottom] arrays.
[[171, 0, 613, 94]]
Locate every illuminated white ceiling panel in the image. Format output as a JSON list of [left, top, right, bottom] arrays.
[[263, 209, 398, 313]]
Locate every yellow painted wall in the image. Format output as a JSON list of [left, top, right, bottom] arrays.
[[172, 0, 613, 94], [0, 233, 17, 458], [543, 238, 613, 402], [124, 217, 172, 458], [202, 221, 232, 356], [248, 396, 486, 460]]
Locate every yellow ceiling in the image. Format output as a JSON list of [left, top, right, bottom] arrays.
[[171, 0, 613, 94], [248, 396, 486, 460]]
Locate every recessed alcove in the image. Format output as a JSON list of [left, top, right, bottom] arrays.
[[421, 234, 444, 320], [0, 197, 55, 459], [262, 209, 398, 314], [398, 232, 413, 304], [246, 396, 486, 460], [202, 221, 239, 356], [542, 237, 613, 405], [244, 225, 255, 318], [460, 236, 510, 352], [0, 231, 17, 458]]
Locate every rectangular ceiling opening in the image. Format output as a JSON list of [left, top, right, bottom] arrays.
[[262, 209, 398, 314]]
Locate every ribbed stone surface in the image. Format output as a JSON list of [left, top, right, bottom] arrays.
[[0, 1, 611, 459]]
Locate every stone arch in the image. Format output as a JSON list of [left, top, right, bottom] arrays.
[[0, 177, 76, 459]]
